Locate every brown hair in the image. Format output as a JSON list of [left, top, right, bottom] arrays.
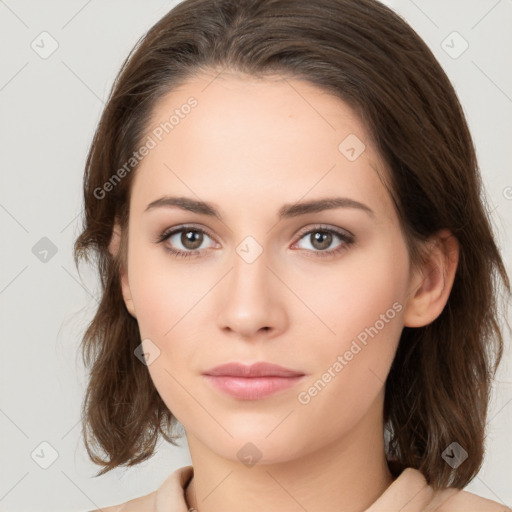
[[74, 0, 511, 488]]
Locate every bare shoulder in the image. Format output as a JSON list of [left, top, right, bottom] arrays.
[[89, 488, 157, 512], [436, 488, 511, 512]]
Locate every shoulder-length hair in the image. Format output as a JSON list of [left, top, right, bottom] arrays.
[[73, 0, 511, 488]]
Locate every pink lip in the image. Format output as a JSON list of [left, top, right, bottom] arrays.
[[204, 362, 304, 378], [203, 362, 306, 400]]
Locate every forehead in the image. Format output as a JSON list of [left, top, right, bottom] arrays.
[[129, 71, 393, 222]]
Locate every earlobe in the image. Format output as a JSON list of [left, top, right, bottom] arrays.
[[108, 222, 122, 259], [109, 220, 137, 319], [403, 229, 459, 328], [120, 268, 137, 319]]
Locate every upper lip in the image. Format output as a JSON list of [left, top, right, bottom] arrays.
[[204, 362, 304, 378]]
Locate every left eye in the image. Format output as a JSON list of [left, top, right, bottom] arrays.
[[293, 227, 354, 256]]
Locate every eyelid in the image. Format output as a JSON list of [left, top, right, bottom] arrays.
[[293, 223, 354, 240], [156, 223, 219, 244]]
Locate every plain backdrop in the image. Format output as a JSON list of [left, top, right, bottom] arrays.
[[0, 1, 511, 510]]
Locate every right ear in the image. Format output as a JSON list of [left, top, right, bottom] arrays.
[[108, 220, 137, 319]]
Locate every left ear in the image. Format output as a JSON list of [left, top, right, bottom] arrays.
[[403, 229, 459, 328]]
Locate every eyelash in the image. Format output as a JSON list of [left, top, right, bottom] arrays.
[[155, 224, 354, 259]]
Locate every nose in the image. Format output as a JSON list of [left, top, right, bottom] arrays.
[[216, 246, 288, 340]]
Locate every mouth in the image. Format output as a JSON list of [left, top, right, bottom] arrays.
[[203, 361, 306, 400]]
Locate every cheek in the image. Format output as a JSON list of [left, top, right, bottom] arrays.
[[126, 243, 211, 370], [296, 240, 407, 410], [300, 238, 408, 355], [127, 241, 197, 337], [127, 255, 202, 422], [294, 293, 403, 446]]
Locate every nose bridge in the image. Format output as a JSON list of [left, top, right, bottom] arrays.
[[229, 234, 272, 305], [216, 233, 285, 337]]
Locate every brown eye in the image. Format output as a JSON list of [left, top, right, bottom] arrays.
[[309, 231, 333, 251], [294, 225, 354, 258], [180, 229, 204, 250], [157, 225, 217, 258]]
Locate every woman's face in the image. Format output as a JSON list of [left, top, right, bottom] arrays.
[[118, 71, 419, 464]]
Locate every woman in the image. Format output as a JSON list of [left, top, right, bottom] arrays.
[[74, 0, 511, 510]]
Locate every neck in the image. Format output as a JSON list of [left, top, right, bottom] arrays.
[[184, 395, 394, 512]]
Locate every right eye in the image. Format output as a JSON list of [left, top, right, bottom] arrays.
[[157, 225, 218, 258]]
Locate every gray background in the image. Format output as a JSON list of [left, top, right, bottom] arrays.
[[0, 0, 511, 510]]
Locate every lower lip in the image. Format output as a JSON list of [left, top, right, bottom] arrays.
[[203, 375, 305, 400]]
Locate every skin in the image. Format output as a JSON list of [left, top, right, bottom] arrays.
[[107, 70, 459, 512]]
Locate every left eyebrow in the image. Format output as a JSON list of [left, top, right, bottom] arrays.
[[278, 197, 375, 219], [144, 195, 375, 220]]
